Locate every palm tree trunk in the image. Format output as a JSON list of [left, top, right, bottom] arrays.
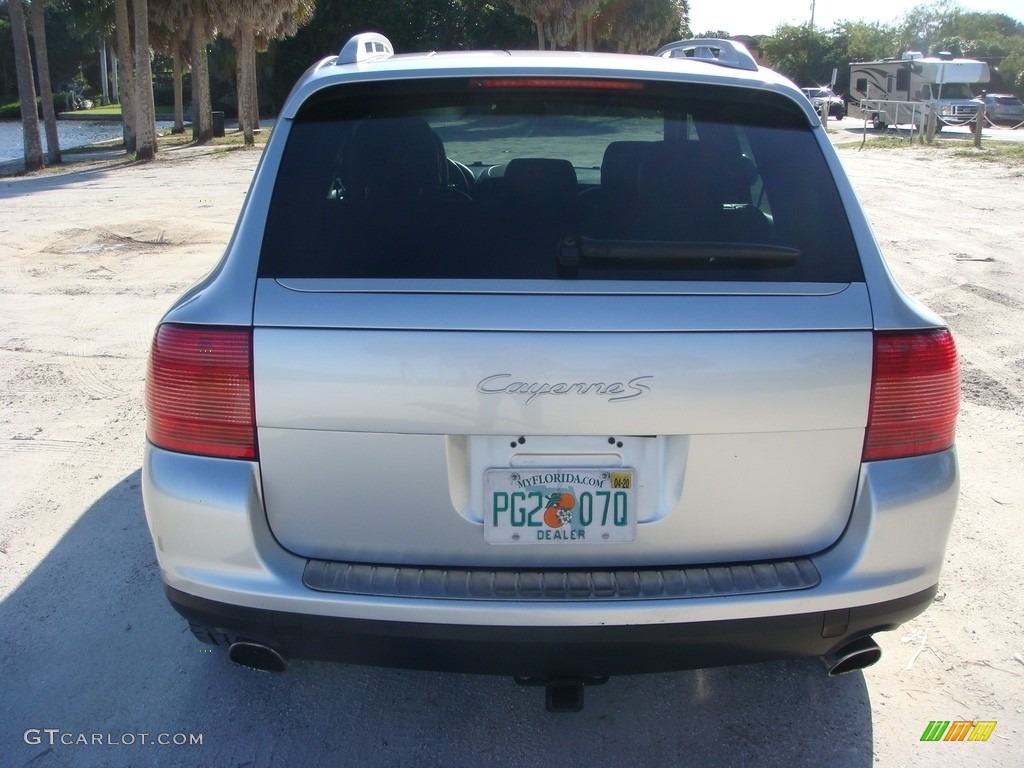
[[134, 0, 158, 160], [8, 0, 43, 172], [172, 43, 185, 134], [30, 0, 61, 164], [114, 0, 137, 153], [238, 22, 256, 146], [249, 59, 260, 133], [190, 21, 213, 143]]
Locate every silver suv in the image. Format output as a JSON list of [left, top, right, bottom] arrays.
[[143, 34, 960, 708]]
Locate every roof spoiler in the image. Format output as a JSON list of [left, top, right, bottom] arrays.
[[654, 38, 758, 73]]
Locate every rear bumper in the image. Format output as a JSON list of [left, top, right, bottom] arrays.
[[167, 583, 935, 676], [142, 443, 958, 674]]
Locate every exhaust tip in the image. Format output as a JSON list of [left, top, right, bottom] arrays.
[[822, 636, 881, 676], [228, 641, 287, 673]]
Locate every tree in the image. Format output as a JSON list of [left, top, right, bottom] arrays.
[[835, 20, 900, 64], [212, 0, 315, 146], [188, 0, 217, 143], [761, 23, 836, 87], [149, 0, 191, 133], [897, 0, 961, 56], [133, 0, 158, 160], [113, 0, 137, 152], [504, 0, 687, 52], [597, 0, 688, 54], [504, 0, 558, 49], [30, 0, 61, 163], [8, 0, 43, 171]]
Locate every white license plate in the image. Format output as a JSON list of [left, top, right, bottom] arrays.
[[484, 468, 636, 544]]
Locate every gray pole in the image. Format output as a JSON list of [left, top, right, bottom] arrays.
[[100, 36, 110, 105], [111, 47, 119, 104]]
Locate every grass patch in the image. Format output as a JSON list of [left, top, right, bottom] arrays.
[[949, 141, 1024, 163], [156, 126, 271, 149], [72, 104, 125, 118], [839, 135, 1024, 165], [59, 125, 271, 156], [68, 104, 176, 119]]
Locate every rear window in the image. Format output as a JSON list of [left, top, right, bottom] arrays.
[[259, 77, 863, 283]]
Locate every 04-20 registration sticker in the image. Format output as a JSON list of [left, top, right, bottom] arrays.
[[483, 468, 637, 544]]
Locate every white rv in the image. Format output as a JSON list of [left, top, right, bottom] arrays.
[[850, 51, 990, 129]]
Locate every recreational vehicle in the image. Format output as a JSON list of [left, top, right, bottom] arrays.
[[850, 52, 990, 129]]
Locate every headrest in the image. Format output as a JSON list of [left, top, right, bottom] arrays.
[[601, 141, 649, 193], [344, 117, 445, 199], [503, 158, 577, 207]]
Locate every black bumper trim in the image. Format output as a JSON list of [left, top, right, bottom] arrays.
[[303, 557, 820, 601], [165, 584, 937, 677]]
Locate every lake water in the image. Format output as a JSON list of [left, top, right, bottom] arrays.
[[0, 119, 175, 162]]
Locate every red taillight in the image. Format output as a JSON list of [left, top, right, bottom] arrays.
[[863, 329, 960, 461], [146, 324, 256, 460]]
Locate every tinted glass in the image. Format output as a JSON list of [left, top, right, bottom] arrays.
[[259, 78, 863, 282]]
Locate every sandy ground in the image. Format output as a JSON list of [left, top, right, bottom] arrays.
[[0, 132, 1022, 767]]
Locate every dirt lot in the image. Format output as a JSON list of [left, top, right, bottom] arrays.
[[0, 136, 1022, 767]]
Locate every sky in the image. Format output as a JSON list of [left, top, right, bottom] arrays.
[[688, 0, 1024, 37]]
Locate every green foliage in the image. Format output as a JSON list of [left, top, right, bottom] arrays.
[[0, 92, 68, 119], [840, 136, 1024, 166], [4, 0, 1022, 113], [260, 0, 536, 113], [760, 4, 1024, 100], [0, 100, 24, 120], [761, 24, 850, 90], [832, 20, 899, 63]]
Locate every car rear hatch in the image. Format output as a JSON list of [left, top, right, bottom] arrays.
[[250, 73, 873, 569], [253, 281, 872, 568]]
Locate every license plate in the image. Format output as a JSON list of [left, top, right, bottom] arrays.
[[484, 468, 636, 544]]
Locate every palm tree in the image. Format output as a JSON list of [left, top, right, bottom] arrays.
[[29, 0, 61, 164], [133, 0, 159, 160], [190, 5, 216, 143], [505, 0, 560, 49], [8, 0, 43, 172], [598, 0, 687, 53], [113, 0, 137, 153], [149, 0, 192, 134], [179, 0, 218, 143], [211, 0, 315, 146]]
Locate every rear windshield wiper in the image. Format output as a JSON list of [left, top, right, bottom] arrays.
[[570, 237, 800, 266]]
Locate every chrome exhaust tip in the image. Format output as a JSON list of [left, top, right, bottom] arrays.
[[228, 641, 287, 673], [822, 636, 881, 676]]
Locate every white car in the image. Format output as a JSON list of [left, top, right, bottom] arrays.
[[143, 34, 959, 711], [801, 87, 847, 119]]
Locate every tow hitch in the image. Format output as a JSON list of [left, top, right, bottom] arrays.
[[515, 675, 609, 712]]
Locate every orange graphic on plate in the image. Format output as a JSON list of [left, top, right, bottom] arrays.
[[543, 492, 576, 528]]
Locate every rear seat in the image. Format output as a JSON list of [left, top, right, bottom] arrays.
[[580, 140, 651, 240], [329, 117, 475, 277], [632, 141, 771, 244], [479, 158, 579, 278]]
